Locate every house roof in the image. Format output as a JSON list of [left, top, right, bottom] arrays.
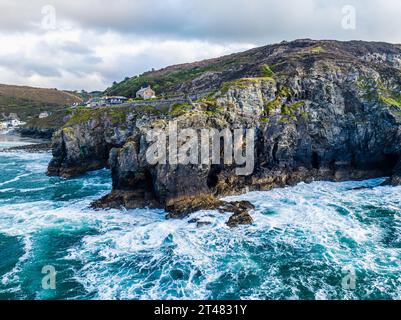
[[136, 86, 154, 94], [101, 96, 127, 100], [111, 96, 128, 100]]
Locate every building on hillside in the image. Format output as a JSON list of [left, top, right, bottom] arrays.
[[86, 96, 128, 108], [100, 96, 128, 106], [9, 119, 23, 127], [86, 97, 101, 108], [136, 86, 156, 100], [0, 119, 24, 129], [39, 112, 50, 119]]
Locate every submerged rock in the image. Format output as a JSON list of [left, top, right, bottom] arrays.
[[226, 211, 254, 228], [3, 142, 52, 153], [91, 190, 162, 210], [220, 201, 255, 228]]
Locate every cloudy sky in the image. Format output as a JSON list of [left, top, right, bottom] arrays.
[[0, 0, 400, 91]]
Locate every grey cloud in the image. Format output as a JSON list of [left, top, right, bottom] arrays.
[[60, 41, 95, 55], [1, 0, 400, 43], [0, 55, 61, 77], [0, 0, 400, 91], [21, 61, 62, 77]]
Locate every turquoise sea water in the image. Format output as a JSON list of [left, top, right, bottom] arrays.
[[0, 135, 400, 300]]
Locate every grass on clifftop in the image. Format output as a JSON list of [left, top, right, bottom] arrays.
[[220, 77, 275, 94], [379, 95, 401, 108], [64, 104, 171, 127], [105, 66, 218, 98], [64, 106, 132, 127], [24, 110, 69, 130], [260, 64, 275, 77], [170, 103, 192, 117]]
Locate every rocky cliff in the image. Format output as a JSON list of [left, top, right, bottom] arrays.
[[47, 39, 401, 226]]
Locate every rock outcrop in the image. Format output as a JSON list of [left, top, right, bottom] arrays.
[[47, 106, 139, 177], [47, 40, 401, 225]]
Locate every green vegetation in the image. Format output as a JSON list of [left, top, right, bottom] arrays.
[[202, 99, 225, 116], [278, 86, 291, 97], [260, 64, 275, 77], [298, 45, 326, 56], [0, 96, 63, 120], [262, 86, 291, 117], [105, 66, 217, 98], [379, 95, 401, 108], [220, 77, 275, 94], [104, 45, 284, 99], [71, 90, 102, 102], [264, 97, 281, 115], [356, 76, 386, 100], [169, 103, 192, 117], [0, 84, 82, 121], [64, 106, 132, 127], [280, 101, 306, 121], [309, 46, 325, 54], [134, 105, 167, 115], [23, 110, 69, 130], [261, 85, 306, 124], [357, 75, 401, 108]]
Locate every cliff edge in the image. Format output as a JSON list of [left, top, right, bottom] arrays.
[[47, 39, 401, 225]]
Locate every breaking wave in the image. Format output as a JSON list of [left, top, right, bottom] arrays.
[[0, 138, 400, 300]]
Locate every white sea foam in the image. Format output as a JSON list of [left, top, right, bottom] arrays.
[[1, 144, 401, 299], [11, 178, 390, 299]]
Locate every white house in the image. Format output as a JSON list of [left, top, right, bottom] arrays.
[[0, 119, 24, 129], [39, 112, 50, 119], [86, 96, 128, 108], [100, 96, 128, 106], [136, 86, 156, 100]]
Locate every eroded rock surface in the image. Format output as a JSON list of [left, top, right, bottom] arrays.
[[47, 40, 401, 225]]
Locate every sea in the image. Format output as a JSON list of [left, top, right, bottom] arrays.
[[0, 134, 400, 300]]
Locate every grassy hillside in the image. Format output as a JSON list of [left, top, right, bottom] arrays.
[[105, 39, 401, 99], [0, 84, 83, 120], [23, 109, 69, 131], [104, 47, 266, 98]]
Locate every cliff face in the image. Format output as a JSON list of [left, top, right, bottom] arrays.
[[48, 40, 401, 225], [18, 110, 70, 139], [47, 106, 141, 177]]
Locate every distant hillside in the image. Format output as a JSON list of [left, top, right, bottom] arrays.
[[0, 84, 83, 120], [105, 39, 401, 98]]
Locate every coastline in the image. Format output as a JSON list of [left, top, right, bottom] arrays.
[[0, 131, 51, 152]]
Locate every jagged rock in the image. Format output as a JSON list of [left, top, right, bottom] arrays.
[[165, 195, 224, 219], [17, 127, 55, 139], [91, 190, 161, 210], [47, 107, 138, 178], [382, 159, 401, 186], [196, 221, 212, 228], [3, 143, 52, 153], [47, 40, 401, 225], [226, 211, 254, 228], [218, 201, 255, 227], [385, 176, 401, 186]]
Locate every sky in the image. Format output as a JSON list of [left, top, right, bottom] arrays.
[[0, 0, 400, 91]]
